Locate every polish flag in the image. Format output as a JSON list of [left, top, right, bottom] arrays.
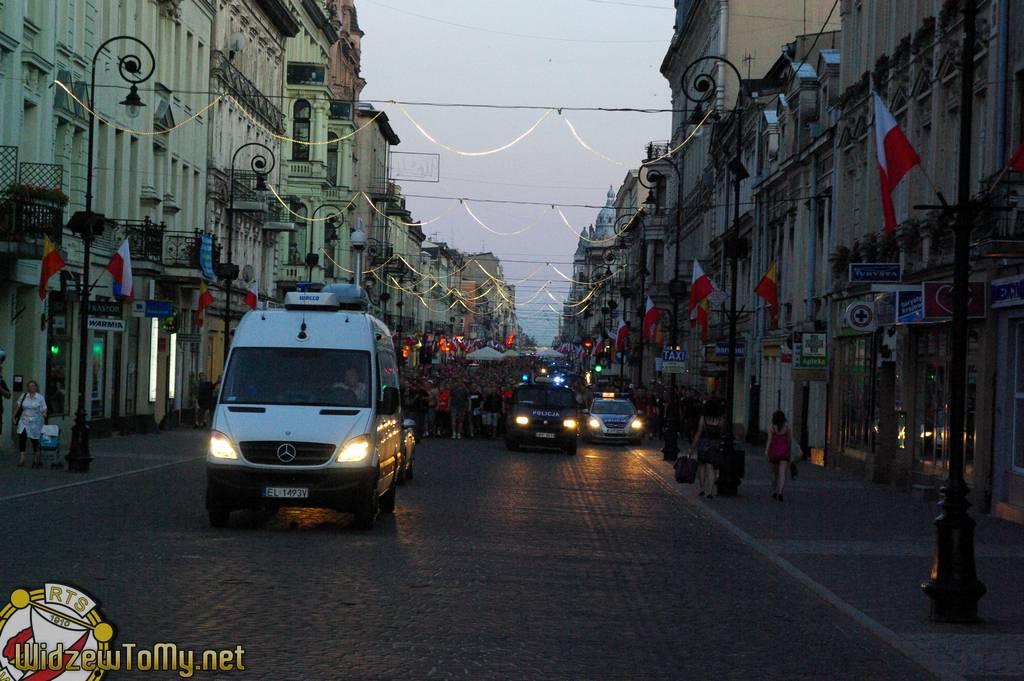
[[874, 92, 920, 233], [106, 238, 135, 299], [689, 259, 714, 320], [1009, 143, 1024, 172], [244, 280, 259, 310], [642, 297, 660, 339], [615, 318, 630, 351], [696, 298, 710, 340]]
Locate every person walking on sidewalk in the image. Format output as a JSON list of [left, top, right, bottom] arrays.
[[14, 380, 47, 468], [450, 382, 469, 439], [765, 410, 793, 502], [692, 398, 725, 499], [195, 373, 215, 428]]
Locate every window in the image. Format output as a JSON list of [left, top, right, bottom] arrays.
[[221, 348, 372, 407], [326, 133, 339, 186], [292, 100, 311, 161]]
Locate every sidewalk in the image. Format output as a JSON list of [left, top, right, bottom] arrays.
[[0, 430, 204, 502], [633, 443, 1024, 681]]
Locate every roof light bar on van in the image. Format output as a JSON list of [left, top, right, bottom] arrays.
[[283, 292, 342, 311], [321, 284, 370, 311]]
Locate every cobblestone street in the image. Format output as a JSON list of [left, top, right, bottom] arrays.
[[0, 431, 971, 680]]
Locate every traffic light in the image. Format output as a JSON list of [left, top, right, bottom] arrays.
[[594, 363, 603, 373], [583, 339, 593, 350]]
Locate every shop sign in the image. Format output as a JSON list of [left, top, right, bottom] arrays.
[[896, 289, 924, 324], [714, 341, 745, 358], [795, 332, 827, 369], [850, 263, 902, 283], [661, 346, 686, 374], [90, 300, 123, 317], [132, 300, 175, 319], [844, 301, 876, 332], [87, 318, 125, 333], [923, 282, 986, 319], [991, 274, 1024, 309]]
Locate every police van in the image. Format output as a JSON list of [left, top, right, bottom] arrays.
[[504, 377, 579, 455], [205, 285, 403, 530]]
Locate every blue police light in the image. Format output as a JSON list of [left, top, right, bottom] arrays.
[[521, 373, 530, 382], [553, 376, 565, 385]]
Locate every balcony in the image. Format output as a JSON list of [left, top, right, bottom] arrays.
[[0, 193, 65, 258], [211, 50, 284, 133], [163, 230, 221, 271], [118, 217, 165, 264], [646, 140, 671, 161]]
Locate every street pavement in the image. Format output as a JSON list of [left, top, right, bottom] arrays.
[[1, 430, 1016, 680]]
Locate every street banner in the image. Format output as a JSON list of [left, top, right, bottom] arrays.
[[923, 282, 986, 319], [200, 234, 216, 280]]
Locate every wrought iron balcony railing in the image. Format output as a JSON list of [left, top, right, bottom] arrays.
[[117, 217, 165, 263], [211, 50, 285, 134], [19, 162, 64, 189], [0, 194, 65, 256], [163, 230, 221, 270], [646, 140, 671, 161]]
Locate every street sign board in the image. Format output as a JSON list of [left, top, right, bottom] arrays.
[[795, 332, 827, 369], [714, 341, 745, 358], [992, 274, 1024, 309], [661, 346, 687, 374], [896, 289, 924, 323], [90, 300, 122, 317], [87, 318, 125, 333], [849, 263, 902, 284], [844, 301, 876, 332], [923, 282, 986, 319], [145, 300, 175, 318]]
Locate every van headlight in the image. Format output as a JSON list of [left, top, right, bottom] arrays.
[[563, 418, 577, 429], [630, 419, 644, 430], [209, 432, 239, 460], [588, 418, 601, 429], [337, 435, 371, 462], [515, 415, 530, 426]]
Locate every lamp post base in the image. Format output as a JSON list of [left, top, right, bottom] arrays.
[[65, 408, 93, 473], [662, 425, 679, 461], [715, 440, 743, 496], [921, 486, 986, 622]]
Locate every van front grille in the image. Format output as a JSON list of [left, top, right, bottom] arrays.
[[240, 441, 337, 466]]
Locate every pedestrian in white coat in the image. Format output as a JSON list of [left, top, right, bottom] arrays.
[[14, 380, 47, 468]]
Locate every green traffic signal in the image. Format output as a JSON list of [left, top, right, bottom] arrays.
[[594, 364, 603, 373]]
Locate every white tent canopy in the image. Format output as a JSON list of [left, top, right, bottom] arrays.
[[466, 346, 505, 361], [536, 347, 565, 358], [503, 349, 520, 358]]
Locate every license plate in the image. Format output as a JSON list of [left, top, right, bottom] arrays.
[[535, 432, 556, 439], [262, 487, 309, 499]]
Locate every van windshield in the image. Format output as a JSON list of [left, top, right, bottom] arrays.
[[515, 386, 574, 409], [220, 348, 372, 407]]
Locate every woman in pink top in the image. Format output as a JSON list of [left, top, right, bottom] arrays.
[[765, 410, 792, 502]]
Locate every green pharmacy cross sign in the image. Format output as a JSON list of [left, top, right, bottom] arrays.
[[795, 332, 827, 369]]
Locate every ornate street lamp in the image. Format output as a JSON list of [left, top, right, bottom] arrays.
[[680, 54, 749, 493], [66, 36, 155, 473], [221, 143, 276, 365]]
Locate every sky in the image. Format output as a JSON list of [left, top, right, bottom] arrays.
[[355, 0, 678, 345]]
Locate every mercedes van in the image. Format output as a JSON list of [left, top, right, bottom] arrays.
[[205, 285, 403, 530]]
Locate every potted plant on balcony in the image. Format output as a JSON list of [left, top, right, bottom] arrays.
[[6, 183, 70, 206]]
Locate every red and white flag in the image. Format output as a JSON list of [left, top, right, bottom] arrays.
[[244, 280, 259, 310], [106, 238, 134, 300], [642, 297, 660, 339], [874, 92, 920, 233], [615, 318, 630, 351], [689, 259, 714, 320]]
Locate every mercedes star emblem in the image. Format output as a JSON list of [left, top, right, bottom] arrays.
[[277, 443, 297, 463]]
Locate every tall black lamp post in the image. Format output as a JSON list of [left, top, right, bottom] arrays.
[[681, 55, 749, 494], [917, 0, 986, 622], [65, 36, 155, 473], [220, 143, 275, 366]]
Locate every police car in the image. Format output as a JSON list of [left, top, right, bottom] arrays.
[[504, 378, 579, 455], [585, 393, 643, 445]]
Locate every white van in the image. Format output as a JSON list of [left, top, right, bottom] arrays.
[[205, 285, 403, 530]]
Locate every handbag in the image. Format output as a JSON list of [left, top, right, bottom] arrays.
[[674, 454, 698, 484]]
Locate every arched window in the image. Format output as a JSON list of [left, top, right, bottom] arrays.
[[326, 132, 339, 186], [292, 100, 311, 161]]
